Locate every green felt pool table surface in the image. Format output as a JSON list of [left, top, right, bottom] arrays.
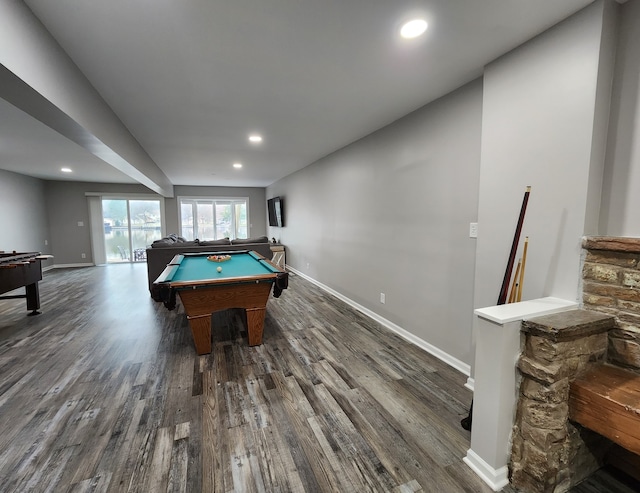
[[161, 250, 281, 286]]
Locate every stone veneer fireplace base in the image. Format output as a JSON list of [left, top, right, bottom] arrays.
[[509, 310, 615, 492], [581, 236, 640, 372], [509, 236, 640, 493]]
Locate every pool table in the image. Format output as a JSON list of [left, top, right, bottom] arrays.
[[152, 250, 288, 355]]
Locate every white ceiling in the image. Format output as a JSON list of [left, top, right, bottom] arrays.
[[1, 0, 595, 188]]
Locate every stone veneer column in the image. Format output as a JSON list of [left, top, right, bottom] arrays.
[[509, 309, 615, 493], [582, 236, 640, 371]]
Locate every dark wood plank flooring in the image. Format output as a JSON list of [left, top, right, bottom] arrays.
[[0, 264, 637, 492]]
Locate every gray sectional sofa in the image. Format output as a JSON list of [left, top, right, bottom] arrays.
[[145, 234, 275, 294]]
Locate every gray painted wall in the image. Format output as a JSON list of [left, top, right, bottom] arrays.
[[600, 0, 640, 236], [0, 169, 51, 264], [45, 181, 157, 265], [268, 80, 483, 365], [267, 1, 628, 368], [475, 1, 611, 311]]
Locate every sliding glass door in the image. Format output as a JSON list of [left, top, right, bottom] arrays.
[[102, 198, 162, 263]]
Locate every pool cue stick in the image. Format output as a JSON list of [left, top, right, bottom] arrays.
[[516, 237, 529, 302], [508, 258, 522, 304], [497, 186, 531, 305], [461, 186, 531, 431]]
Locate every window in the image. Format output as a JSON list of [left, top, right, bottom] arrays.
[[179, 197, 248, 240]]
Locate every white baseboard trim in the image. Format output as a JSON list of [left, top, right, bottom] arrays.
[[286, 267, 471, 377], [50, 262, 94, 269], [465, 377, 475, 392], [463, 448, 509, 491]]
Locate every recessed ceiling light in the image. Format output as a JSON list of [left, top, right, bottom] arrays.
[[233, 163, 243, 169], [248, 134, 263, 143], [400, 19, 428, 39], [61, 167, 72, 173]]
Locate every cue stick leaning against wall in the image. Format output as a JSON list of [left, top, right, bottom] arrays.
[[461, 186, 532, 431]]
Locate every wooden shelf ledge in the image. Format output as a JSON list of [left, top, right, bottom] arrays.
[[569, 364, 640, 456]]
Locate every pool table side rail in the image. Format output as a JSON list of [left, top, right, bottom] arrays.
[[182, 249, 256, 259], [167, 272, 280, 289], [168, 254, 185, 265], [154, 262, 180, 284]]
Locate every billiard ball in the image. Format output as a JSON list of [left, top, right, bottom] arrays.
[[217, 266, 222, 272]]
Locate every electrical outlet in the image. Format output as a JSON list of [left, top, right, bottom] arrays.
[[81, 253, 86, 259], [380, 293, 386, 304], [469, 222, 478, 238], [44, 240, 48, 246]]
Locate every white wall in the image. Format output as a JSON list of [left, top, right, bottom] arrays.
[[600, 0, 640, 236], [269, 80, 483, 365], [0, 169, 50, 256], [474, 1, 612, 312]]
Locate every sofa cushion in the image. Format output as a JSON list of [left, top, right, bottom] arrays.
[[231, 236, 269, 245], [151, 235, 200, 248], [153, 240, 199, 248], [199, 238, 231, 246], [151, 237, 177, 247]]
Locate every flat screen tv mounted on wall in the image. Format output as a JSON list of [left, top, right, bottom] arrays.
[[267, 197, 284, 227]]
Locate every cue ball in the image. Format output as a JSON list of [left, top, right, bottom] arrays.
[[217, 266, 222, 272]]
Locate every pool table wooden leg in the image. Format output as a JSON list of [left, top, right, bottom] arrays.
[[187, 314, 212, 355], [246, 308, 265, 346]]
